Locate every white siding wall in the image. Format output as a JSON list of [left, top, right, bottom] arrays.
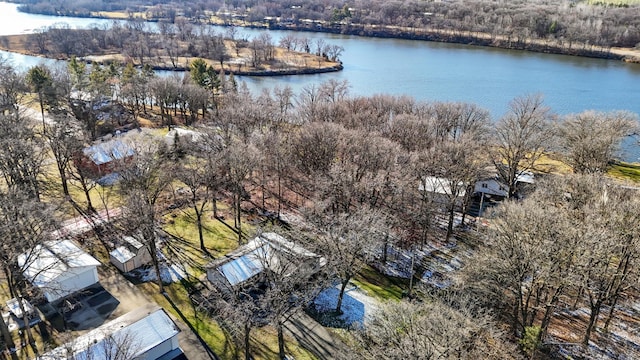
[[474, 179, 508, 197], [141, 336, 177, 360], [133, 248, 152, 269], [45, 266, 99, 302]]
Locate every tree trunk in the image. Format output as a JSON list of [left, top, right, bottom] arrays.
[[232, 193, 238, 228], [195, 205, 205, 251], [261, 166, 266, 211], [148, 235, 164, 293], [3, 268, 14, 299], [244, 321, 251, 360], [604, 292, 621, 331], [382, 238, 388, 264], [276, 173, 282, 218], [446, 204, 455, 241], [538, 286, 563, 342], [583, 301, 601, 345], [17, 296, 37, 357], [336, 278, 350, 314], [58, 165, 69, 197], [277, 319, 285, 360], [0, 314, 17, 360], [81, 180, 95, 214], [236, 192, 242, 244], [38, 94, 45, 129], [408, 250, 415, 297]]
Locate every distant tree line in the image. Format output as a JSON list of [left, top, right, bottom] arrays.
[[13, 0, 640, 49]]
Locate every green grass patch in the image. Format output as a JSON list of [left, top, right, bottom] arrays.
[[143, 282, 315, 360], [608, 161, 640, 182], [352, 265, 408, 301], [144, 282, 238, 360], [162, 203, 259, 279], [164, 205, 239, 253]]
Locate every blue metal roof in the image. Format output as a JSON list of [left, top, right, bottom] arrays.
[[217, 246, 270, 286], [83, 140, 134, 165]]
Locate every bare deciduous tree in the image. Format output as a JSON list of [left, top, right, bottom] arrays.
[[0, 113, 45, 200], [222, 139, 259, 244], [309, 207, 388, 313], [558, 110, 638, 174], [354, 295, 516, 359], [118, 141, 173, 293], [0, 188, 58, 358], [490, 94, 554, 198]]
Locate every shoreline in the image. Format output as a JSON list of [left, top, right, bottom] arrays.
[[145, 62, 343, 76], [11, 9, 640, 64], [0, 32, 344, 76], [264, 23, 640, 64]]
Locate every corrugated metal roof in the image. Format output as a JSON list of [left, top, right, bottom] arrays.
[[213, 232, 325, 286], [110, 246, 135, 264], [40, 306, 180, 360], [218, 246, 270, 286], [18, 240, 101, 287], [123, 236, 144, 250], [83, 139, 134, 165]]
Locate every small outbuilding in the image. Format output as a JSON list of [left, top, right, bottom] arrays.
[[18, 240, 101, 303], [109, 236, 152, 273], [206, 232, 326, 292], [39, 304, 182, 360]]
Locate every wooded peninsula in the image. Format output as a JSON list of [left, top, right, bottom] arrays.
[[0, 26, 343, 75]]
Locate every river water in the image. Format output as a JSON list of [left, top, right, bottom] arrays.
[[1, 2, 640, 159]]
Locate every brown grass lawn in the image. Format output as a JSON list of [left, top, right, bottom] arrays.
[[0, 30, 339, 74]]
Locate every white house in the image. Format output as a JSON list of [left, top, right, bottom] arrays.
[[39, 304, 182, 360], [474, 171, 536, 198], [165, 127, 203, 144], [109, 236, 152, 273], [18, 240, 101, 302], [474, 177, 510, 197], [419, 176, 466, 197], [206, 232, 326, 290]]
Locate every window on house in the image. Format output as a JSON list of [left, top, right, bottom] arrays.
[[481, 183, 488, 188]]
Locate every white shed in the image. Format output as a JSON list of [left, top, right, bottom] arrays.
[[109, 236, 152, 273], [39, 304, 182, 360], [18, 240, 101, 303], [207, 232, 326, 290]]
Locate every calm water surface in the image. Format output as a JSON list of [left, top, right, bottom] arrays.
[[1, 2, 639, 159]]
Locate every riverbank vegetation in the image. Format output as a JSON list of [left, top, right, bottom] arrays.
[[0, 51, 639, 359], [0, 23, 343, 74], [10, 0, 640, 62]]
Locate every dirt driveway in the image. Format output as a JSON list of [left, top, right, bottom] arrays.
[[97, 265, 217, 360]]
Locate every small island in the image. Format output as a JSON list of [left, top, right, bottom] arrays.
[[0, 25, 344, 76]]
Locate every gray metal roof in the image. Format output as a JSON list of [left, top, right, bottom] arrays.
[[83, 139, 134, 165], [39, 305, 180, 360]]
